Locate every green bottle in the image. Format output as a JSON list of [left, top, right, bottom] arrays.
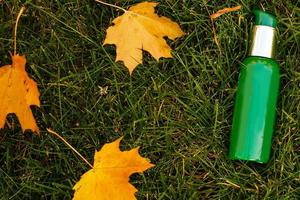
[[229, 10, 280, 163]]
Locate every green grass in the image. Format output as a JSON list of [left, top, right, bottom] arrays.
[[0, 0, 299, 199]]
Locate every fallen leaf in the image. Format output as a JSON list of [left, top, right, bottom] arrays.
[[73, 137, 154, 200], [0, 54, 40, 133], [104, 2, 185, 74], [210, 5, 241, 20]]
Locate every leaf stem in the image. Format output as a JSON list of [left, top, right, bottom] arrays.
[[210, 19, 220, 50], [47, 128, 93, 169], [14, 6, 26, 55], [95, 0, 127, 13]]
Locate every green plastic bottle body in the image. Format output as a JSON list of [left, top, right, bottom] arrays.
[[229, 57, 280, 163]]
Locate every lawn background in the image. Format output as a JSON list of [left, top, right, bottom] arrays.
[[0, 0, 299, 199]]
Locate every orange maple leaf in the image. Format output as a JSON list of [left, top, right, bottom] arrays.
[[73, 137, 154, 200], [103, 2, 185, 74], [0, 54, 40, 133]]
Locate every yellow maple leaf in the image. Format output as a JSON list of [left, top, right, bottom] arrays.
[[0, 54, 40, 133], [103, 1, 185, 74], [73, 137, 154, 200]]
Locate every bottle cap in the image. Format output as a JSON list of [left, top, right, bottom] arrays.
[[249, 10, 277, 58], [253, 9, 277, 28]]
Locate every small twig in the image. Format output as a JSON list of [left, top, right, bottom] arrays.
[[14, 6, 26, 55], [209, 5, 241, 50], [47, 128, 93, 169], [95, 0, 127, 13], [210, 5, 241, 20]]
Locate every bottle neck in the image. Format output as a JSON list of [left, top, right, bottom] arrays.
[[249, 25, 276, 59]]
